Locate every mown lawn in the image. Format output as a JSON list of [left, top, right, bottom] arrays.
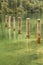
[[0, 17, 43, 65]]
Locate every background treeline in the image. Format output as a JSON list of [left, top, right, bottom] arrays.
[[0, 0, 43, 18]]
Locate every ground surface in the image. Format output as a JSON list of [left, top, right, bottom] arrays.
[[0, 17, 43, 65]]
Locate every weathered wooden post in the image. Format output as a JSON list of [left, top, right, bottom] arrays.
[[37, 19, 41, 44], [13, 17, 16, 39], [26, 18, 30, 51], [37, 19, 41, 63], [8, 16, 11, 39], [18, 17, 22, 34], [5, 15, 8, 38], [18, 17, 22, 40], [5, 15, 8, 28], [26, 18, 30, 38]]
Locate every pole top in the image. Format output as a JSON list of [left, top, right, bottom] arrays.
[[18, 17, 21, 19], [37, 19, 40, 23], [13, 16, 15, 19], [26, 18, 30, 20], [18, 17, 22, 21], [5, 15, 8, 18], [26, 18, 30, 23], [9, 16, 11, 18]]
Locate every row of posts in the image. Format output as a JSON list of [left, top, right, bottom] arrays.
[[5, 15, 41, 44]]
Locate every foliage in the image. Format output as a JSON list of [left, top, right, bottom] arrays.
[[0, 0, 43, 17]]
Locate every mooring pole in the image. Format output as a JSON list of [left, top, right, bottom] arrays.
[[13, 17, 16, 39], [8, 16, 11, 39], [26, 18, 30, 51], [5, 15, 8, 38], [37, 19, 41, 44], [18, 17, 22, 40], [37, 19, 41, 64]]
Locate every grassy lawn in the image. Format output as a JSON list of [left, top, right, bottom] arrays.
[[0, 17, 43, 65]]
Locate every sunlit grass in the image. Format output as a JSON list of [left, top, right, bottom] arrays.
[[0, 18, 43, 65]]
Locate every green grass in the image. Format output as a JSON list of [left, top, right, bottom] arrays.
[[0, 17, 43, 65], [0, 39, 43, 65]]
